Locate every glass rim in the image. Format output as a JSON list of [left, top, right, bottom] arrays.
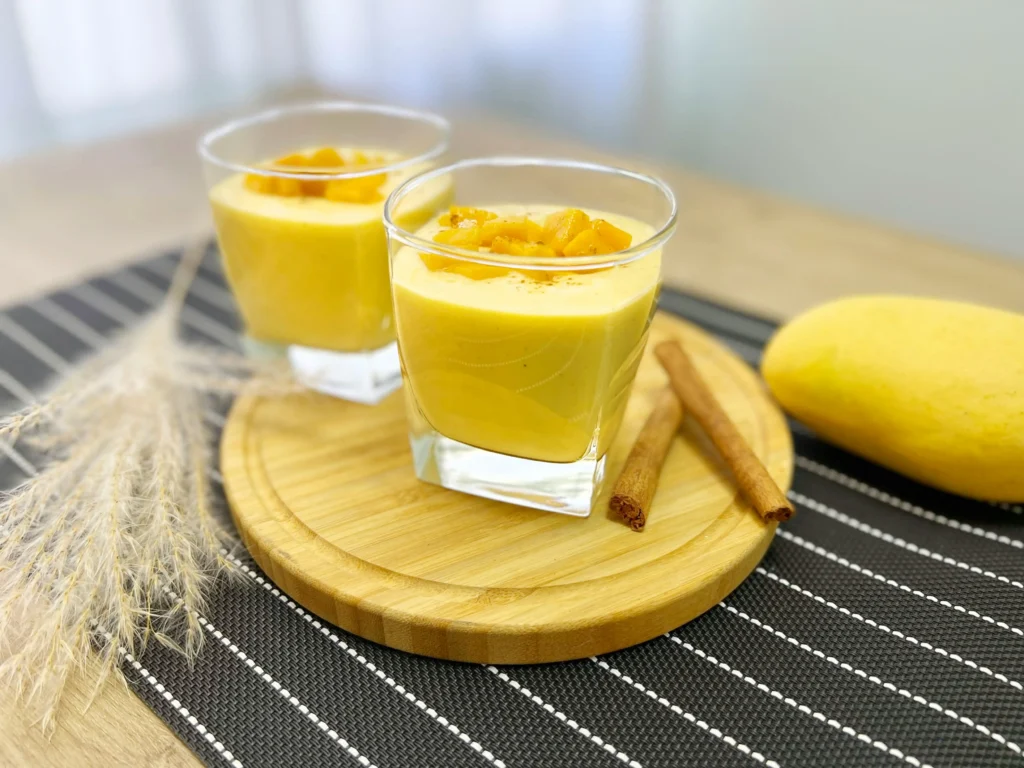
[[382, 156, 678, 270], [196, 100, 451, 181]]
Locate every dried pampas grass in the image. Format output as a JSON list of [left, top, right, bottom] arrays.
[[0, 244, 298, 731]]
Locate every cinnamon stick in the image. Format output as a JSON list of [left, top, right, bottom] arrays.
[[654, 339, 794, 523], [610, 387, 684, 531]]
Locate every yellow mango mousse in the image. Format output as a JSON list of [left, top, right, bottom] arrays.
[[392, 205, 660, 464], [209, 147, 452, 352]]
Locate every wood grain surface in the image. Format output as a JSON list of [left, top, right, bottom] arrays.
[[221, 313, 792, 664], [2, 91, 1023, 765], [0, 664, 198, 768]]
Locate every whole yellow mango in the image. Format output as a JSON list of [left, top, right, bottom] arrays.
[[761, 296, 1024, 501]]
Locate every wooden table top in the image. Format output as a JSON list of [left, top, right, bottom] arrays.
[[2, 98, 1022, 768]]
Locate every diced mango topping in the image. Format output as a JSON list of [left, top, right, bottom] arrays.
[[592, 219, 632, 252], [244, 147, 388, 203], [433, 226, 483, 249], [273, 153, 309, 168], [244, 174, 275, 194], [306, 147, 344, 168], [274, 177, 303, 197], [419, 251, 500, 276], [440, 207, 498, 227], [420, 205, 634, 280], [453, 262, 513, 280], [420, 233, 509, 280], [542, 209, 591, 254], [324, 173, 388, 202], [480, 217, 545, 246], [562, 228, 607, 257], [489, 236, 556, 258]]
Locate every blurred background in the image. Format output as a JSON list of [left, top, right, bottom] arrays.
[[1, 0, 1022, 259]]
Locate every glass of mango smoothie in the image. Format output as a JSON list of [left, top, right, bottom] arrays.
[[198, 102, 451, 403], [384, 157, 677, 515]]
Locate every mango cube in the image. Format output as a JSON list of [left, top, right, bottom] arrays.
[[422, 205, 628, 280], [324, 178, 383, 203], [490, 236, 556, 258], [352, 171, 388, 189], [480, 218, 545, 246], [273, 153, 308, 168], [244, 174, 275, 193], [592, 219, 632, 252], [243, 147, 388, 201], [273, 177, 303, 197], [440, 207, 498, 228], [420, 249, 510, 281], [562, 229, 609, 257], [542, 208, 590, 254], [433, 226, 483, 249], [307, 147, 345, 168], [456, 263, 513, 280], [419, 252, 455, 272], [300, 178, 327, 196]]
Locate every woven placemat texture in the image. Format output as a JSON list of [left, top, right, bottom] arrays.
[[1, 247, 1021, 768]]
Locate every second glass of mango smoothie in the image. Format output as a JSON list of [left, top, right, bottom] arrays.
[[198, 102, 451, 402], [384, 157, 677, 515]]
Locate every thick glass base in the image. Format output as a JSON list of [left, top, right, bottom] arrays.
[[409, 429, 605, 517], [242, 335, 402, 404], [289, 342, 402, 404]]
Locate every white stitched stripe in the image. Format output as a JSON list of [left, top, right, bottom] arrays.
[[591, 658, 779, 766], [111, 269, 239, 347], [71, 282, 140, 325], [144, 259, 236, 311], [100, 269, 239, 348], [164, 589, 377, 768], [485, 666, 642, 768], [106, 634, 244, 768], [10, 259, 1020, 768], [789, 491, 1024, 591], [718, 602, 1020, 755], [222, 551, 506, 768], [0, 368, 37, 405], [756, 568, 1024, 692], [795, 456, 1023, 549], [0, 314, 71, 373], [0, 300, 389, 766], [33, 297, 110, 348], [0, 440, 37, 476], [0, 360, 41, 476], [0, 367, 38, 475], [776, 529, 1024, 638], [665, 635, 934, 768], [990, 501, 1023, 516], [19, 287, 229, 431]]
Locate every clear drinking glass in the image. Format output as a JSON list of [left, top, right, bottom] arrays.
[[384, 157, 677, 515], [198, 102, 451, 403]]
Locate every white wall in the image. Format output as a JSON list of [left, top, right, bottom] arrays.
[[301, 0, 1024, 258], [651, 0, 1024, 259], [3, 0, 306, 153], [3, 0, 1022, 258]]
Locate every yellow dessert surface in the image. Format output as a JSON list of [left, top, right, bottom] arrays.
[[392, 204, 660, 463], [209, 147, 452, 352]]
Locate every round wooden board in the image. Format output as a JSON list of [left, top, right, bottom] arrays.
[[221, 312, 793, 664]]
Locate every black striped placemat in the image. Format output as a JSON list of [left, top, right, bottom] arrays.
[[2, 246, 1022, 768]]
